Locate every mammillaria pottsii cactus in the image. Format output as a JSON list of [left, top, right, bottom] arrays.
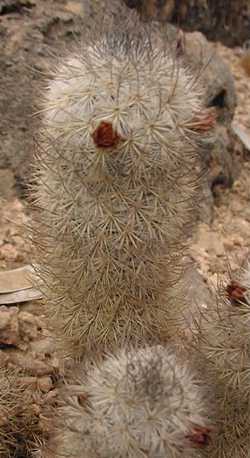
[[32, 14, 215, 357], [191, 260, 250, 458], [43, 345, 213, 457]]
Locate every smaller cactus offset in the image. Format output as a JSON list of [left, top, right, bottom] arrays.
[[192, 259, 250, 458], [45, 345, 213, 458], [31, 10, 215, 358]]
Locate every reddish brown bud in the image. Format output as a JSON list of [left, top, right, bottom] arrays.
[[226, 280, 248, 306], [77, 392, 90, 407], [186, 108, 217, 132], [186, 424, 212, 448], [92, 121, 122, 148]]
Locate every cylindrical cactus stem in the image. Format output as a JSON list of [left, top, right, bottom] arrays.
[[31, 17, 215, 357], [43, 345, 213, 457], [192, 260, 250, 457]]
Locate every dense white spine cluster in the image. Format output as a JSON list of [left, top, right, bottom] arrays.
[[45, 346, 211, 458]]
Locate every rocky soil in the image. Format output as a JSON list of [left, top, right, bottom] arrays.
[[191, 42, 250, 288], [0, 0, 249, 455]]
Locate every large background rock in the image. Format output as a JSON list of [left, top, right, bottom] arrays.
[[0, 0, 84, 195], [183, 32, 245, 195], [151, 25, 243, 221], [123, 0, 250, 47]]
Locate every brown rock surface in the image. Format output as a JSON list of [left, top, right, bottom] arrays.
[[0, 306, 19, 345], [123, 0, 250, 47], [0, 0, 84, 193]]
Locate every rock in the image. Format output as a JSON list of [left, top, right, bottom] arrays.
[[0, 0, 84, 195], [18, 375, 53, 392], [184, 260, 214, 311], [0, 0, 36, 15], [174, 29, 241, 220], [192, 224, 225, 258], [18, 310, 44, 341], [198, 178, 214, 225], [0, 305, 19, 345], [0, 243, 24, 263], [149, 24, 241, 220], [209, 126, 235, 191], [29, 337, 56, 356], [129, 0, 175, 21], [123, 0, 250, 47], [0, 348, 10, 365], [178, 30, 240, 185], [0, 304, 49, 352], [232, 122, 250, 152], [0, 199, 29, 271], [175, 257, 215, 343], [37, 375, 53, 392], [183, 31, 236, 124], [0, 169, 15, 199], [64, 1, 84, 15], [8, 350, 55, 376]]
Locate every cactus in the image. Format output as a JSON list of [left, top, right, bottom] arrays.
[[0, 368, 42, 458], [191, 260, 250, 458], [31, 14, 215, 357], [44, 345, 213, 457]]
